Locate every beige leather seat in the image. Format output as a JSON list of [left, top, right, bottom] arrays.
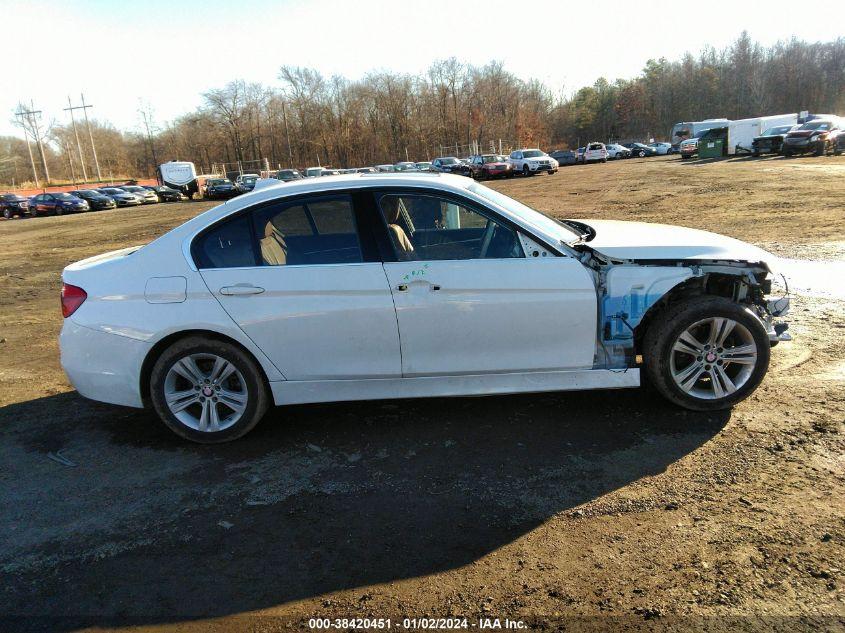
[[383, 199, 414, 258], [260, 221, 288, 266]]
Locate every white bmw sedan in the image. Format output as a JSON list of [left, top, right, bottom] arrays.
[[60, 173, 789, 442]]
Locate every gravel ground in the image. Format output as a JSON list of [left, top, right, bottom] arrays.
[[1, 155, 843, 632]]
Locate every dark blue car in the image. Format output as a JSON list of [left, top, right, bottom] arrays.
[[29, 192, 90, 216]]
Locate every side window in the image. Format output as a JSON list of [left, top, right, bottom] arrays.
[[377, 193, 524, 262], [193, 214, 257, 269], [253, 194, 363, 266]]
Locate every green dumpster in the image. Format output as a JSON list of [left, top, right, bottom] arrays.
[[698, 138, 724, 159]]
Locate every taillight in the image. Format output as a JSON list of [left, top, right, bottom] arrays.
[[61, 283, 87, 318]]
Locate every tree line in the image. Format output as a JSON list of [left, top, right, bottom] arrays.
[[2, 33, 844, 186]]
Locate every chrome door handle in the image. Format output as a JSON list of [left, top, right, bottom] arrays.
[[396, 284, 408, 291], [220, 285, 265, 296]]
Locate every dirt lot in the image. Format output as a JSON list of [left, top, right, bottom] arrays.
[[1, 156, 844, 632]]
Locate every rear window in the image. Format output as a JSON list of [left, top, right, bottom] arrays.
[[588, 144, 603, 150], [193, 214, 257, 269], [254, 195, 362, 266]]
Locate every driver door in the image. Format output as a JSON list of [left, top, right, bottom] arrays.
[[377, 190, 596, 377]]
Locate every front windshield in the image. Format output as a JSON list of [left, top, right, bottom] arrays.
[[55, 193, 75, 200], [763, 126, 792, 136], [439, 158, 458, 165], [801, 121, 831, 131], [522, 150, 545, 158], [2, 194, 24, 201], [467, 182, 581, 244]]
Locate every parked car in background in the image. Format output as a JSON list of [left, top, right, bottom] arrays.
[[751, 125, 800, 156], [468, 154, 513, 179], [507, 149, 558, 176], [118, 185, 159, 204], [1, 193, 30, 218], [782, 119, 842, 156], [276, 169, 303, 181], [604, 144, 631, 159], [71, 189, 118, 210], [29, 192, 89, 216], [576, 147, 586, 163], [679, 138, 699, 159], [648, 142, 674, 155], [394, 161, 418, 172], [624, 143, 658, 158], [235, 174, 260, 192], [98, 187, 143, 207], [320, 169, 341, 176], [583, 143, 608, 163], [144, 185, 183, 202], [204, 178, 239, 199], [431, 157, 468, 175], [304, 167, 324, 177], [835, 131, 845, 155], [58, 173, 790, 443], [375, 164, 395, 173], [549, 150, 577, 166], [356, 167, 377, 173], [415, 161, 434, 172]]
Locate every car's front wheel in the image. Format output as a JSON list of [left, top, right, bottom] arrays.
[[643, 296, 770, 411], [150, 336, 269, 443]]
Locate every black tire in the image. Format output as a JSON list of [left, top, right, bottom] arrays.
[[835, 149, 843, 156], [752, 151, 760, 158], [642, 296, 771, 411], [522, 165, 531, 177], [814, 142, 826, 157], [55, 207, 63, 216], [782, 150, 792, 157], [637, 150, 645, 157], [3, 209, 10, 219], [150, 336, 270, 443]]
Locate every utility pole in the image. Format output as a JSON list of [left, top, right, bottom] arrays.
[[14, 108, 39, 187], [64, 96, 88, 182], [16, 102, 50, 183], [79, 94, 102, 181], [140, 109, 159, 177]]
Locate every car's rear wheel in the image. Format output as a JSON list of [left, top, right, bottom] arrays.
[[3, 209, 11, 219], [643, 296, 770, 411], [150, 337, 269, 443]]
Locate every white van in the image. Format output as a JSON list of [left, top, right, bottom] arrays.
[[583, 142, 608, 163]]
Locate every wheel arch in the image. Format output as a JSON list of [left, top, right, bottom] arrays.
[[633, 272, 751, 352], [139, 329, 273, 405]]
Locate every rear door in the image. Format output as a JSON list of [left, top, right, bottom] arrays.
[[375, 189, 597, 377], [196, 191, 402, 381]]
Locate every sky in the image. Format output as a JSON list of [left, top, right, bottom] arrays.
[[2, 0, 843, 139]]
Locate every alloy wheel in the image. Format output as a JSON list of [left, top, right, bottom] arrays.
[[163, 353, 248, 432], [669, 317, 758, 400]]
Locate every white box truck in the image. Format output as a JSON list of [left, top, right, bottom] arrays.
[[727, 114, 798, 155]]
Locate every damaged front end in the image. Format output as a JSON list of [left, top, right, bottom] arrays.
[[578, 250, 791, 370]]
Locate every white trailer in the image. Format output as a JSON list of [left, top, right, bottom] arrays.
[[727, 114, 798, 155], [158, 161, 200, 199]]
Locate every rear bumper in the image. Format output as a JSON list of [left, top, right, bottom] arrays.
[[60, 320, 150, 408]]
